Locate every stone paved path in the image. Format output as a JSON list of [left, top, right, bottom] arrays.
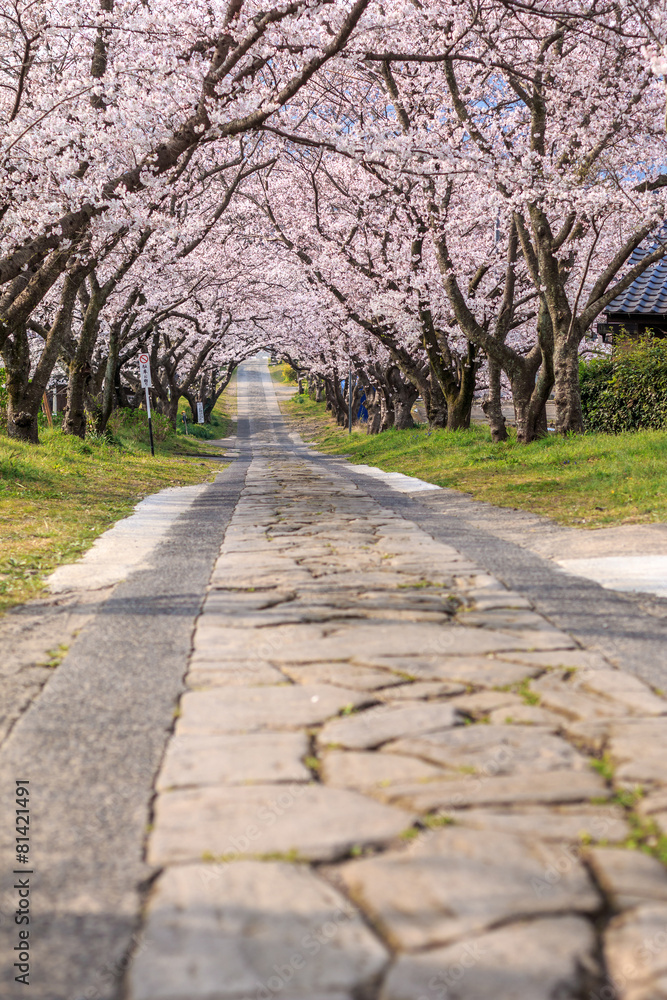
[[123, 358, 667, 1000]]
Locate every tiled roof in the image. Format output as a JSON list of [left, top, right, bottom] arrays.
[[608, 225, 667, 315]]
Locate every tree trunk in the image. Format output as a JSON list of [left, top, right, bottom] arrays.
[[97, 332, 121, 433], [526, 363, 553, 439], [3, 324, 39, 443], [512, 377, 537, 445], [62, 360, 93, 437], [366, 388, 382, 434], [115, 366, 132, 409], [386, 365, 418, 430], [379, 388, 394, 431], [445, 393, 472, 430], [444, 343, 477, 430], [3, 271, 82, 443], [553, 339, 584, 435], [481, 357, 508, 442], [324, 377, 347, 425], [423, 379, 448, 429], [512, 374, 552, 443], [393, 386, 418, 429], [62, 289, 101, 438]]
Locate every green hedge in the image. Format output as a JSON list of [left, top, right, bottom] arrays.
[[580, 338, 667, 432]]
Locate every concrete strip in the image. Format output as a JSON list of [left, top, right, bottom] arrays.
[[347, 464, 441, 493], [47, 482, 211, 593], [556, 555, 667, 598], [0, 459, 249, 1000]]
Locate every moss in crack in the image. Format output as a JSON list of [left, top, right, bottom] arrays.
[[622, 812, 667, 865], [422, 814, 455, 829], [590, 754, 615, 783], [40, 643, 69, 669], [517, 678, 540, 706]]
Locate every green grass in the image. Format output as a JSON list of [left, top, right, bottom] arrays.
[[269, 361, 298, 385], [176, 408, 235, 441], [284, 394, 667, 528], [0, 384, 237, 613], [177, 371, 238, 439]]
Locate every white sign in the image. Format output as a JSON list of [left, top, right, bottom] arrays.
[[139, 353, 152, 388], [196, 401, 204, 424]]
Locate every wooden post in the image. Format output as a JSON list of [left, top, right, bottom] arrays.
[[42, 392, 53, 428]]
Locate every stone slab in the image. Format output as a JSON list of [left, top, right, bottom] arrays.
[[149, 784, 414, 864], [201, 590, 296, 613], [531, 675, 632, 721], [604, 904, 667, 999], [317, 702, 461, 750], [281, 662, 405, 691], [381, 681, 466, 701], [187, 662, 286, 687], [564, 716, 667, 753], [497, 648, 612, 671], [457, 609, 562, 630], [637, 790, 667, 833], [321, 751, 445, 792], [355, 655, 541, 687], [386, 768, 607, 811], [129, 861, 389, 1000], [384, 725, 583, 776], [338, 827, 600, 950], [607, 723, 667, 784], [380, 917, 597, 1000], [586, 847, 667, 910], [156, 733, 311, 790], [446, 805, 630, 843], [488, 704, 565, 726], [177, 684, 370, 735], [192, 622, 325, 660], [579, 669, 667, 716], [447, 690, 524, 718], [467, 591, 533, 610], [263, 622, 576, 665]]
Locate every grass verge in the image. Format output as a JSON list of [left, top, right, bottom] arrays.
[[176, 370, 238, 440], [283, 394, 667, 528], [269, 361, 298, 385], [0, 406, 232, 614]]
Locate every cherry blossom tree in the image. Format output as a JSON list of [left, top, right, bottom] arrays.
[[0, 0, 373, 356], [3, 1, 667, 447]]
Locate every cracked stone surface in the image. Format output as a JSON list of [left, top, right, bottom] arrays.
[[586, 847, 667, 910], [129, 861, 389, 1000], [445, 804, 631, 842], [337, 827, 600, 949], [604, 904, 667, 1000], [156, 733, 312, 789], [383, 724, 587, 774], [317, 701, 462, 750], [380, 917, 598, 1000], [176, 683, 370, 734], [125, 356, 667, 1000], [148, 784, 414, 864]]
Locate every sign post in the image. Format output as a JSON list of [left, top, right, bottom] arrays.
[[138, 354, 155, 456], [196, 401, 204, 424]]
